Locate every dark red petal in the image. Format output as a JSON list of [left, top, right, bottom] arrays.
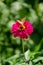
[[24, 20, 34, 35], [16, 21, 22, 27], [12, 23, 18, 33]]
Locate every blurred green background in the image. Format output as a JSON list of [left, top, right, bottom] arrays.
[[0, 0, 43, 65]]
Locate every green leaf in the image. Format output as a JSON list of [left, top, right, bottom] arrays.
[[34, 38, 43, 52], [24, 50, 30, 61]]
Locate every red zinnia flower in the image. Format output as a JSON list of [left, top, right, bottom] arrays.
[[12, 20, 33, 39]]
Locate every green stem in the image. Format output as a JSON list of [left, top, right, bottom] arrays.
[[21, 39, 27, 62], [22, 39, 24, 55], [17, 0, 24, 3]]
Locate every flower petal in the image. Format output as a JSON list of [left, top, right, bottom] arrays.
[[19, 31, 28, 39], [16, 20, 23, 27], [12, 23, 18, 33], [24, 20, 34, 35]]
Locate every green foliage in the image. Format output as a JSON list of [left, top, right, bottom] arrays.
[[0, 0, 43, 65]]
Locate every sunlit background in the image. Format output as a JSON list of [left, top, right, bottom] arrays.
[[0, 0, 43, 65]]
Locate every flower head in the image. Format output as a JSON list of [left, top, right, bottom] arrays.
[[12, 19, 33, 39]]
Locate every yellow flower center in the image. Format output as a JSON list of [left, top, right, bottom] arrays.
[[18, 25, 25, 31], [17, 20, 25, 31]]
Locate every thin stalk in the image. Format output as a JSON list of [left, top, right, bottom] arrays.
[[21, 39, 27, 62], [17, 0, 24, 3], [22, 39, 24, 55]]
